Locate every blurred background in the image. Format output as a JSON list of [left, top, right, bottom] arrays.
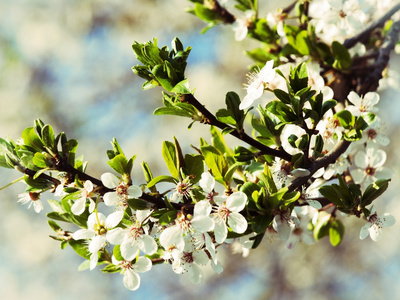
[[0, 0, 399, 299]]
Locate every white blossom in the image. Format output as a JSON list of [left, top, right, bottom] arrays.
[[17, 191, 43, 213], [101, 172, 142, 209], [240, 60, 276, 110], [360, 206, 395, 241], [73, 211, 124, 270], [212, 191, 248, 244], [112, 256, 152, 291]]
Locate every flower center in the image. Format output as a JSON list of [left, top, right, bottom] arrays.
[[217, 206, 230, 221], [128, 225, 143, 239], [182, 251, 194, 264], [367, 128, 377, 140], [365, 166, 375, 176]]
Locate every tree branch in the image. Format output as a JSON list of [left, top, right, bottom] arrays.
[[287, 139, 351, 192], [343, 3, 400, 49], [182, 93, 293, 161], [358, 20, 400, 95]]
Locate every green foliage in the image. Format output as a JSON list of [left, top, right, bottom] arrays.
[[132, 38, 191, 92]]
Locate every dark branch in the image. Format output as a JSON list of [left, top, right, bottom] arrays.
[[344, 3, 400, 49], [287, 139, 351, 192], [182, 93, 293, 161], [358, 20, 400, 95]]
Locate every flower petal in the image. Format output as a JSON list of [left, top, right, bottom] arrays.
[[134, 256, 152, 273], [213, 220, 228, 244], [226, 191, 247, 212], [191, 215, 215, 232], [71, 198, 86, 215], [105, 211, 124, 228], [123, 270, 141, 291], [121, 240, 139, 261], [228, 212, 248, 234], [101, 172, 119, 189], [138, 235, 158, 255]]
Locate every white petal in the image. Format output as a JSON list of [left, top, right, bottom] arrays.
[[239, 92, 257, 110], [101, 172, 119, 189], [375, 167, 393, 180], [350, 169, 366, 184], [106, 227, 126, 245], [33, 200, 44, 213], [105, 211, 124, 228], [123, 270, 141, 291], [286, 233, 299, 249], [127, 185, 142, 198], [121, 240, 139, 261], [214, 220, 228, 244], [103, 192, 119, 206], [159, 226, 184, 250], [199, 172, 215, 193], [73, 229, 94, 240], [193, 250, 210, 265], [194, 200, 212, 217], [90, 252, 99, 270], [89, 235, 106, 253], [359, 223, 371, 240], [188, 263, 204, 284], [228, 212, 248, 234], [364, 92, 379, 107], [368, 148, 386, 168], [192, 215, 215, 232], [306, 200, 322, 209], [84, 180, 94, 193], [347, 91, 361, 106], [226, 191, 247, 212], [369, 224, 383, 241], [354, 151, 368, 168], [134, 256, 152, 273], [138, 235, 158, 255], [380, 214, 396, 227], [71, 198, 86, 215]]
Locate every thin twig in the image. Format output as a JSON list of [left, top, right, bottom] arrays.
[[182, 93, 293, 161]]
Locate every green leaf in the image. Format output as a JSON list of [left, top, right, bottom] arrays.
[[332, 41, 352, 70], [265, 100, 298, 123], [329, 219, 345, 246], [159, 210, 178, 225], [22, 127, 45, 152], [361, 179, 390, 208], [69, 240, 91, 259], [273, 89, 291, 104], [107, 154, 133, 176], [216, 109, 237, 125], [171, 78, 191, 94], [251, 214, 273, 234], [162, 141, 179, 179], [41, 124, 55, 148], [335, 110, 354, 128], [48, 220, 62, 232], [200, 144, 228, 185], [113, 244, 125, 262], [183, 154, 204, 183], [127, 198, 152, 210], [101, 264, 121, 273], [147, 175, 177, 189], [313, 212, 331, 241]]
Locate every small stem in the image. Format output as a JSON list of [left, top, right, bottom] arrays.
[[0, 176, 24, 190]]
